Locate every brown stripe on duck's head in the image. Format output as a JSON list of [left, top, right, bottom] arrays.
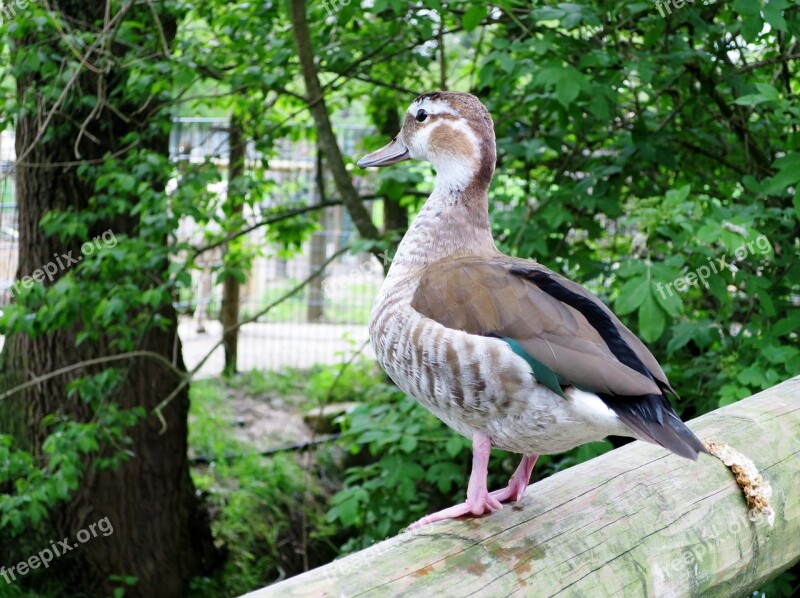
[[358, 91, 497, 193]]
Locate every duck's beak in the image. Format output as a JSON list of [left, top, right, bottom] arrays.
[[357, 137, 410, 168]]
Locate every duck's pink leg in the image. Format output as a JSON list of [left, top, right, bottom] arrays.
[[489, 454, 539, 503], [409, 432, 501, 529]]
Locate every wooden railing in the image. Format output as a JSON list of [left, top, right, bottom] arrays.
[[248, 376, 800, 597]]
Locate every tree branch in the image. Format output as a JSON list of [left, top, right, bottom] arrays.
[[288, 0, 382, 261], [188, 195, 385, 260], [0, 351, 186, 403]]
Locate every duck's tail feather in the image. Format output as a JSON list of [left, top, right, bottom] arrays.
[[599, 393, 707, 460]]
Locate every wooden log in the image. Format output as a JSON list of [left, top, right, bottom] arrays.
[[250, 376, 800, 597]]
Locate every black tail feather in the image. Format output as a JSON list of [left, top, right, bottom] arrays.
[[599, 393, 707, 460]]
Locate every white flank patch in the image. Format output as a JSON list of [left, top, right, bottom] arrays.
[[564, 387, 622, 432]]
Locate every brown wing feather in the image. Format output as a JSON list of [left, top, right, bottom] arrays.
[[411, 257, 663, 397], [543, 268, 677, 395]]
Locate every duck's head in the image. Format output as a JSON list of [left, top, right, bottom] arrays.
[[357, 91, 496, 193]]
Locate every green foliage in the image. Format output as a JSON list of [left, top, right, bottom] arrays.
[[305, 356, 380, 405], [757, 570, 799, 597], [187, 378, 338, 596], [327, 384, 470, 550], [0, 0, 315, 558], [0, 369, 142, 536], [472, 1, 799, 419], [0, 1, 200, 549]]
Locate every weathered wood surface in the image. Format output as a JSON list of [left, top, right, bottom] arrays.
[[249, 376, 800, 597]]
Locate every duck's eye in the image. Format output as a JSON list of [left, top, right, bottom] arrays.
[[415, 109, 428, 122]]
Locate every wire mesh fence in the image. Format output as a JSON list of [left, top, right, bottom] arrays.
[[0, 120, 382, 374]]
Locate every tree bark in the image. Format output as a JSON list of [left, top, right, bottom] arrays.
[[0, 2, 218, 596], [221, 114, 246, 376]]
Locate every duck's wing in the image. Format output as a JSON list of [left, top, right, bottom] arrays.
[[411, 256, 705, 460]]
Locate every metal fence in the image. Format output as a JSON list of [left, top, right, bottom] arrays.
[[0, 120, 382, 374]]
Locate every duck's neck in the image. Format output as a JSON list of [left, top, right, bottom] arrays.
[[387, 126, 498, 276], [389, 180, 497, 274]]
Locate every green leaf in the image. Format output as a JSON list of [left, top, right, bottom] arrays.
[[445, 435, 463, 458], [737, 367, 766, 386], [532, 7, 565, 21], [498, 52, 516, 74], [774, 311, 800, 337], [615, 276, 648, 315], [732, 0, 761, 15], [667, 324, 695, 355], [652, 278, 682, 317], [625, 2, 652, 14], [741, 14, 764, 41], [763, 0, 788, 30], [754, 83, 781, 101], [462, 5, 488, 31], [664, 185, 691, 205], [77, 434, 99, 453], [733, 93, 767, 106], [764, 169, 800, 195], [357, 429, 391, 445], [216, 267, 246, 285], [755, 288, 776, 317], [696, 221, 722, 243], [616, 260, 647, 277], [764, 153, 800, 194], [638, 290, 665, 342], [328, 488, 366, 527], [399, 436, 418, 453], [706, 274, 728, 302], [556, 70, 582, 107]]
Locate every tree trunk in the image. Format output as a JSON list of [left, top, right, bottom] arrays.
[[288, 0, 383, 265], [377, 106, 409, 239], [0, 2, 218, 596], [221, 115, 246, 376], [307, 147, 329, 322]]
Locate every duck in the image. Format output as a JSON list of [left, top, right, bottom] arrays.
[[357, 91, 706, 529]]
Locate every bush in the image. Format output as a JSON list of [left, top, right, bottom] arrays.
[[187, 378, 338, 596]]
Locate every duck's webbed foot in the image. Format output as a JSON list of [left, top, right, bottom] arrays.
[[409, 432, 502, 530]]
